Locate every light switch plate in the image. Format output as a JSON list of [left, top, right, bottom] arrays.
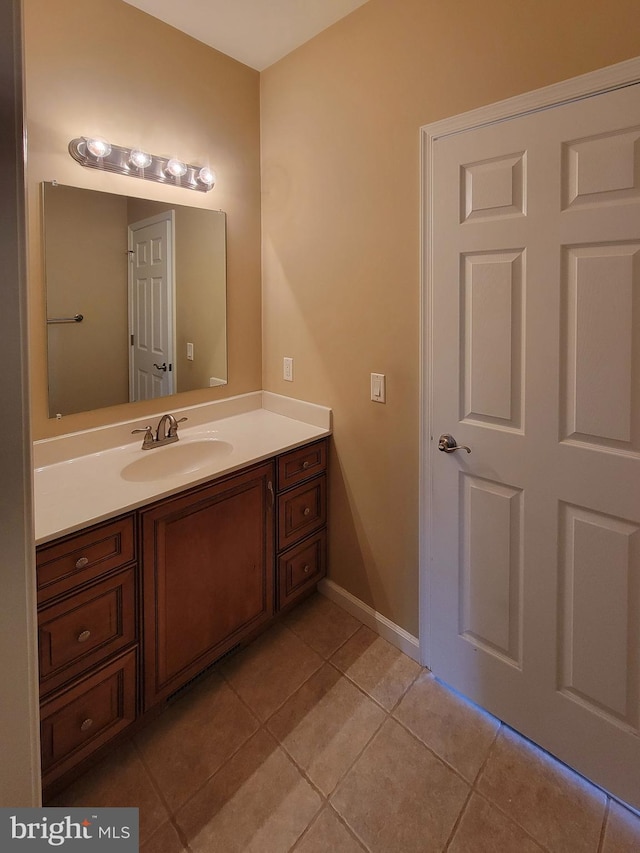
[[186, 342, 194, 361], [371, 372, 386, 403]]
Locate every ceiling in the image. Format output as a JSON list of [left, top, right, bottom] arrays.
[[123, 0, 370, 71]]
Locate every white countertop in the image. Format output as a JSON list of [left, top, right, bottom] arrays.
[[34, 393, 331, 545]]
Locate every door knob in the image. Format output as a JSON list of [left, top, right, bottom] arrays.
[[153, 362, 167, 372], [438, 434, 471, 454]]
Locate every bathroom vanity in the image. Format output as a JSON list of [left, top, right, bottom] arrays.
[[34, 395, 330, 799]]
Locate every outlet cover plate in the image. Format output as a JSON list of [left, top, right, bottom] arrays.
[[283, 357, 294, 381]]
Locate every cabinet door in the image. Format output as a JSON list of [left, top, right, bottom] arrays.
[[142, 462, 274, 708]]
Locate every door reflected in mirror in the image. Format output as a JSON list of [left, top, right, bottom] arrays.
[[42, 182, 227, 418]]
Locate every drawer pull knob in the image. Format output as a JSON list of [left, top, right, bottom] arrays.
[[303, 564, 310, 574], [80, 718, 94, 732], [77, 630, 92, 644], [303, 507, 311, 516], [75, 556, 89, 569], [302, 461, 310, 470]]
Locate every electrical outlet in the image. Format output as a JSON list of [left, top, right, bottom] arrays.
[[186, 342, 194, 361], [283, 357, 294, 381]]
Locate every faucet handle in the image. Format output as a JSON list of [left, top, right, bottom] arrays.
[[132, 425, 154, 449], [168, 416, 188, 438]]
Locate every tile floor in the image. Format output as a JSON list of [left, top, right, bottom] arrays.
[[52, 594, 640, 852]]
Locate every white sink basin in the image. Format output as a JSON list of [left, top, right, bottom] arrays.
[[121, 439, 233, 483]]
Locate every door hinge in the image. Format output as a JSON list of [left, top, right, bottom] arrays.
[[169, 363, 173, 372], [130, 334, 134, 346]]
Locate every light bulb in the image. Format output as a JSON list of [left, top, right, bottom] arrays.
[[165, 158, 187, 178], [85, 137, 111, 158], [197, 167, 216, 187], [130, 149, 152, 169]]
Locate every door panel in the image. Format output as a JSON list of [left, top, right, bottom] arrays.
[[429, 81, 640, 808], [561, 242, 639, 450], [558, 502, 639, 727], [462, 250, 524, 429], [128, 214, 174, 401], [460, 474, 523, 667], [462, 151, 526, 221], [563, 125, 640, 209]]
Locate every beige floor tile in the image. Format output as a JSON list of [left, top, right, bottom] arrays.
[[602, 800, 640, 853], [448, 793, 544, 852], [477, 727, 606, 853], [331, 717, 469, 853], [175, 729, 322, 853], [135, 671, 259, 812], [394, 671, 499, 782], [294, 807, 366, 853], [284, 593, 361, 659], [330, 625, 421, 711], [267, 662, 386, 795], [220, 624, 323, 721], [49, 740, 168, 844], [140, 820, 186, 853]]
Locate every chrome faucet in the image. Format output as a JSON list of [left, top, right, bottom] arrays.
[[132, 413, 188, 450]]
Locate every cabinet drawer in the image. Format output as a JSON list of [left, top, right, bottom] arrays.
[[278, 531, 327, 609], [278, 440, 327, 491], [38, 567, 137, 696], [37, 516, 135, 604], [278, 476, 326, 551], [40, 650, 137, 784]]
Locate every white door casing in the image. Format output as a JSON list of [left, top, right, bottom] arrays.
[[128, 211, 175, 402], [421, 58, 640, 809]]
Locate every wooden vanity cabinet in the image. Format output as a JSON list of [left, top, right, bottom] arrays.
[[141, 461, 274, 709], [36, 515, 138, 794], [36, 436, 328, 797]]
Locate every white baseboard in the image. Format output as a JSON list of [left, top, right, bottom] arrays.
[[318, 579, 422, 664]]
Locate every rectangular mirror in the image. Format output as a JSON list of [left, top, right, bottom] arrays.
[[42, 182, 227, 418]]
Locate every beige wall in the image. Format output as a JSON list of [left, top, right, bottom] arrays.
[[174, 206, 228, 391], [24, 0, 261, 439], [44, 185, 129, 415], [260, 0, 640, 635]]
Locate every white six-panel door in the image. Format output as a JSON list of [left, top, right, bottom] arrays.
[[128, 212, 175, 402], [427, 78, 640, 807]]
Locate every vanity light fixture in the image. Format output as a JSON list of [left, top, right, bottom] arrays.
[[165, 158, 188, 178], [85, 136, 111, 158], [129, 148, 152, 169], [68, 137, 216, 193], [197, 167, 216, 188]]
